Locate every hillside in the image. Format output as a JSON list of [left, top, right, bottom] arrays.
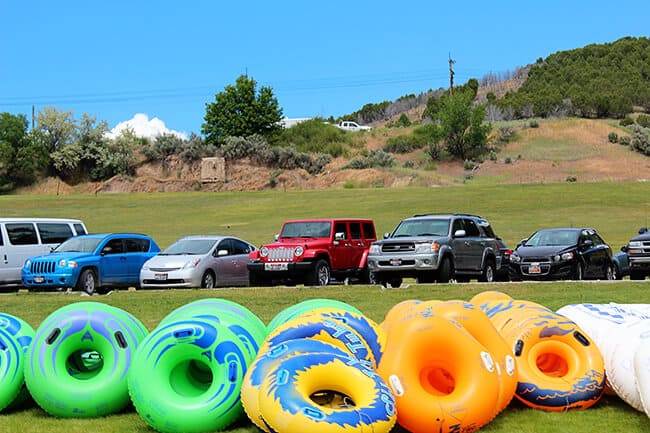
[[17, 117, 649, 195]]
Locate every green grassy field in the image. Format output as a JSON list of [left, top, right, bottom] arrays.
[[1, 183, 650, 432]]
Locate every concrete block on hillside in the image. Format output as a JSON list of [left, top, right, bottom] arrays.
[[201, 157, 225, 183]]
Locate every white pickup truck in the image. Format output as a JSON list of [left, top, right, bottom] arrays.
[[337, 121, 371, 131]]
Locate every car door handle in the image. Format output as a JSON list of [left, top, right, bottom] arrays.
[[464, 241, 472, 246], [3, 254, 7, 264]]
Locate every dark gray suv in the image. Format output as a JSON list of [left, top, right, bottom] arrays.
[[367, 214, 502, 287]]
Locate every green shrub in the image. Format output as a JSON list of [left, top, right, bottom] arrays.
[[637, 114, 650, 128], [276, 119, 351, 157], [505, 156, 512, 164], [566, 175, 577, 182], [529, 120, 539, 128], [464, 159, 478, 170], [619, 135, 631, 145], [344, 149, 395, 169], [620, 117, 635, 126], [383, 135, 420, 154], [396, 113, 412, 128], [403, 160, 415, 168], [608, 132, 619, 143], [425, 143, 442, 160]]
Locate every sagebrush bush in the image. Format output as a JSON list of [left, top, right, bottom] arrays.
[[608, 132, 619, 143], [637, 114, 650, 128], [344, 149, 395, 169], [620, 117, 635, 126]]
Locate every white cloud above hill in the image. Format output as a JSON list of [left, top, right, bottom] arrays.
[[106, 113, 187, 140]]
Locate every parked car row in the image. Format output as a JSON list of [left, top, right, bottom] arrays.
[[2, 216, 648, 294]]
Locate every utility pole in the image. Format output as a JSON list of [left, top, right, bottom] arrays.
[[448, 54, 456, 95], [31, 105, 35, 130]]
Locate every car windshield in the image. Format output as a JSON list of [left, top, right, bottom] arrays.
[[280, 222, 331, 238], [392, 219, 450, 237], [161, 239, 217, 255], [525, 230, 579, 247], [53, 237, 103, 253]]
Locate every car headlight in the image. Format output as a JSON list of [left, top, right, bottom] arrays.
[[260, 247, 269, 258], [369, 244, 380, 254], [183, 258, 201, 269], [629, 241, 643, 248], [294, 246, 304, 257], [560, 252, 574, 261], [24, 259, 31, 268], [415, 242, 439, 254], [510, 254, 521, 264]]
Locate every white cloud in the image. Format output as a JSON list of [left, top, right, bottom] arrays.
[[106, 113, 187, 140]]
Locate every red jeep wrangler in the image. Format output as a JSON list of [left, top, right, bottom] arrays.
[[247, 218, 377, 286]]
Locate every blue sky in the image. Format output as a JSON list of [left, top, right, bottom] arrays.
[[1, 1, 649, 137]]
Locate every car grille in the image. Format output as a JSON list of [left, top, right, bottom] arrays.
[[520, 257, 550, 264], [29, 261, 56, 274], [381, 243, 415, 253], [148, 266, 182, 272], [267, 247, 295, 262]]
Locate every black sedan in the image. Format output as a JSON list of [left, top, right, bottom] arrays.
[[509, 228, 615, 281]]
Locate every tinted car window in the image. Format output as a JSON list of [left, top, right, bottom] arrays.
[[350, 223, 361, 239], [0, 230, 3, 246], [452, 218, 464, 235], [334, 222, 347, 239], [362, 222, 376, 240], [464, 219, 480, 237], [231, 239, 252, 255], [126, 238, 149, 252], [103, 239, 124, 254], [37, 223, 73, 244], [6, 223, 38, 245], [73, 223, 87, 235]]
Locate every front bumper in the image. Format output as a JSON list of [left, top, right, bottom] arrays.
[[22, 271, 77, 288], [140, 269, 202, 288], [247, 261, 316, 279], [508, 261, 574, 280]]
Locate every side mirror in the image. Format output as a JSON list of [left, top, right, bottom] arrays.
[[274, 234, 279, 241], [621, 245, 628, 252], [217, 249, 228, 257], [453, 229, 466, 238], [581, 239, 594, 249], [639, 227, 648, 234], [383, 232, 391, 239], [335, 232, 346, 241]]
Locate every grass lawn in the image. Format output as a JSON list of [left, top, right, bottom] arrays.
[[1, 184, 649, 432]]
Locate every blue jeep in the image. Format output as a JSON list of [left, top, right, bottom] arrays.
[[22, 233, 160, 294]]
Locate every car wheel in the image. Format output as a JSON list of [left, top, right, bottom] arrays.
[[360, 267, 376, 284], [308, 260, 330, 286], [201, 271, 215, 288], [479, 260, 496, 283], [573, 262, 584, 280], [436, 257, 453, 283], [77, 269, 98, 295], [389, 277, 403, 288], [606, 265, 615, 281]]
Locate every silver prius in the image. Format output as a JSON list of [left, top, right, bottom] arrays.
[[140, 235, 256, 288]]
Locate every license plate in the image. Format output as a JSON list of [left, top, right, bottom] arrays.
[[265, 262, 288, 271], [34, 276, 45, 283], [154, 273, 168, 280], [390, 259, 402, 266], [528, 263, 541, 274]]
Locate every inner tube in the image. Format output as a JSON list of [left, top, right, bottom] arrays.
[[0, 313, 35, 410], [634, 325, 650, 419], [0, 328, 25, 411], [159, 298, 267, 361], [266, 299, 362, 333], [377, 313, 500, 433], [128, 318, 251, 433], [478, 297, 605, 411], [24, 302, 147, 417], [261, 315, 377, 369], [258, 350, 396, 433], [241, 339, 349, 432]]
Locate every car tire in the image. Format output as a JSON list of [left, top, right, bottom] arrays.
[[308, 260, 330, 286], [573, 262, 584, 281], [479, 259, 496, 283], [605, 264, 615, 281], [436, 257, 453, 283], [201, 271, 216, 288], [77, 269, 98, 295], [389, 277, 403, 288]]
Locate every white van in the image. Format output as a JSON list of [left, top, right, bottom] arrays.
[[0, 218, 88, 286]]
